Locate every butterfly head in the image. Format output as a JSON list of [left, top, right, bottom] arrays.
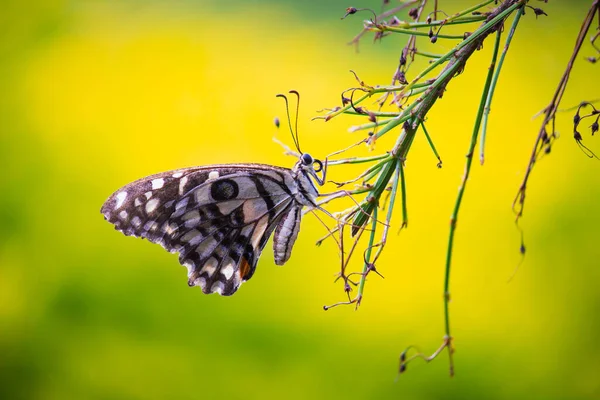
[[296, 152, 325, 186]]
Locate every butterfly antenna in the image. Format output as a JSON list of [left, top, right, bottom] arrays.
[[289, 90, 302, 153], [276, 93, 301, 153]]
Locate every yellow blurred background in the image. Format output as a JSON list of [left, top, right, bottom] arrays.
[[1, 1, 599, 399]]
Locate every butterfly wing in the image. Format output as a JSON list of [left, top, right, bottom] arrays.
[[101, 165, 298, 295]]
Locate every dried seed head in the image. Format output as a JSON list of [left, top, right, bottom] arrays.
[[408, 8, 418, 20], [274, 117, 280, 128]]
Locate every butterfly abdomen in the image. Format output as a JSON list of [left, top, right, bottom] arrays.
[[273, 205, 302, 265]]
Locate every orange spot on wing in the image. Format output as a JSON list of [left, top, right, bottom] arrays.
[[239, 257, 251, 280]]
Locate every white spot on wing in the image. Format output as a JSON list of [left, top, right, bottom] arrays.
[[134, 198, 143, 207], [115, 191, 127, 209], [144, 191, 153, 200], [194, 277, 207, 290], [131, 216, 142, 227], [172, 172, 183, 178], [202, 257, 218, 277], [179, 176, 188, 195], [151, 178, 164, 190], [221, 263, 234, 280], [183, 261, 195, 275], [145, 198, 159, 214], [119, 210, 128, 220], [208, 170, 219, 180], [210, 281, 224, 295]]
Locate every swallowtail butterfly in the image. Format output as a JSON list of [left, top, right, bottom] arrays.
[[101, 91, 325, 296]]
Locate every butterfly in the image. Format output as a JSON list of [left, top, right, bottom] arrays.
[[101, 91, 326, 296]]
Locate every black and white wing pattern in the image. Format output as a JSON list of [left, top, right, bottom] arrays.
[[101, 163, 319, 296]]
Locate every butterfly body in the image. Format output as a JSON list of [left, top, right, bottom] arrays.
[[101, 157, 323, 296]]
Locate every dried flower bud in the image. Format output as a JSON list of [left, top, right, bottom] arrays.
[[408, 8, 418, 20], [341, 7, 358, 19], [395, 71, 408, 84], [591, 121, 599, 135], [399, 350, 408, 363], [533, 8, 548, 18], [573, 112, 581, 125]]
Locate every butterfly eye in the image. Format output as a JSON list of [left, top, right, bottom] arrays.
[[301, 153, 313, 165], [313, 159, 323, 173]]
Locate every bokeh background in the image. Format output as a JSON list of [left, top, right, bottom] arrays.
[[1, 1, 599, 399]]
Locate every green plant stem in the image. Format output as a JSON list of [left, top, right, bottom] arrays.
[[328, 153, 390, 166], [420, 122, 442, 166], [355, 203, 380, 308], [394, 15, 487, 29], [374, 26, 466, 39], [480, 6, 524, 164], [444, 22, 500, 376], [398, 161, 408, 229], [372, 161, 402, 264], [414, 50, 443, 59]]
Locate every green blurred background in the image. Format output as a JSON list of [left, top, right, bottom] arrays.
[[1, 1, 599, 399]]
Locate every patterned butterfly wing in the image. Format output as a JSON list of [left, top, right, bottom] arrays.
[[101, 165, 300, 295]]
